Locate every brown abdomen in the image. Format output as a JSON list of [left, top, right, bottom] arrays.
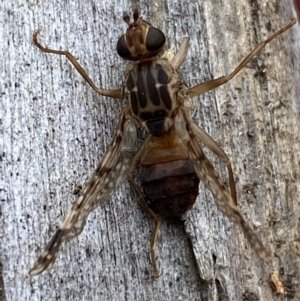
[[141, 159, 199, 216]]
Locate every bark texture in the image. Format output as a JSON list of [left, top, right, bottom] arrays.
[[1, 0, 300, 300]]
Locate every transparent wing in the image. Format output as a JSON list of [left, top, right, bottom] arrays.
[[29, 106, 137, 276], [186, 121, 271, 260]]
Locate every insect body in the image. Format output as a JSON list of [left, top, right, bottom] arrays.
[[124, 55, 200, 217], [29, 10, 296, 277], [141, 127, 200, 217]]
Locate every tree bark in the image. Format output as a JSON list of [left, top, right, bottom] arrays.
[[1, 0, 299, 300]]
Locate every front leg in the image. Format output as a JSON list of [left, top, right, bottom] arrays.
[[188, 18, 296, 97], [33, 30, 123, 99]]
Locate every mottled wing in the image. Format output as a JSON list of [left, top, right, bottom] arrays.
[[186, 124, 271, 260], [29, 107, 137, 276]]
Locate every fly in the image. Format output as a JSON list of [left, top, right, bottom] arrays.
[[29, 10, 296, 277]]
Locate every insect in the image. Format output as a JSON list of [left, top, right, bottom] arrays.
[[29, 10, 296, 277]]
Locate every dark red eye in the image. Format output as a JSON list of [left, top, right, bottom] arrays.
[[146, 28, 165, 51], [116, 35, 131, 58]]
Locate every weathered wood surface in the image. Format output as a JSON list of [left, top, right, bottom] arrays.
[[1, 0, 300, 300]]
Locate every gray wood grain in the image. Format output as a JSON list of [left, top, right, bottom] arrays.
[[1, 0, 300, 300]]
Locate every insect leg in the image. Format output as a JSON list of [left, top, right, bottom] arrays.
[[33, 30, 123, 99], [183, 113, 271, 260], [188, 18, 296, 97], [189, 119, 237, 205], [128, 137, 161, 278], [150, 219, 161, 278]]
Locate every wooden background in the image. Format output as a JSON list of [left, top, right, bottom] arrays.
[[1, 0, 300, 300]]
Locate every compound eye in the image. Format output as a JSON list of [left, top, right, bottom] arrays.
[[146, 28, 166, 51], [116, 35, 131, 58]]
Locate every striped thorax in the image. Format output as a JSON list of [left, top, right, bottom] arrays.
[[125, 58, 180, 137]]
